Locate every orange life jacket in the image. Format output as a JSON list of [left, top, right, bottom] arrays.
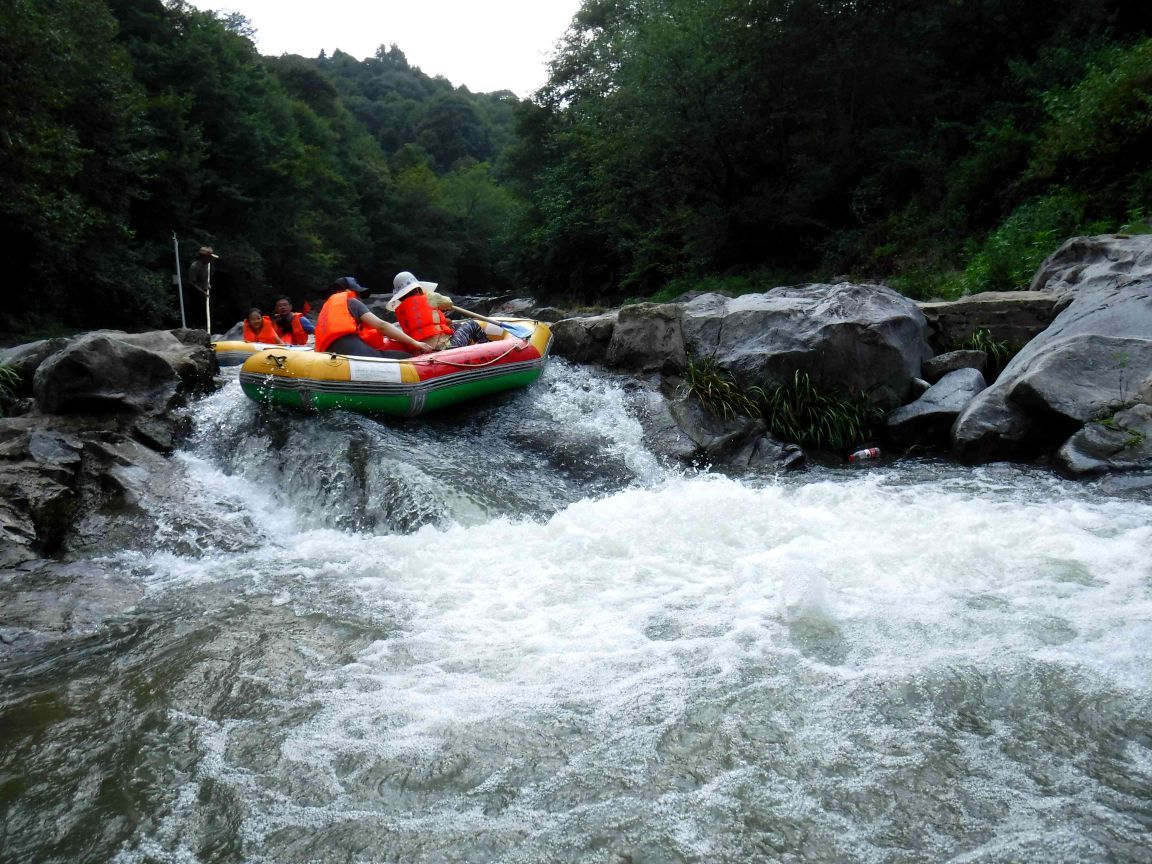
[[315, 291, 363, 352], [276, 312, 309, 345], [395, 293, 453, 343], [243, 316, 279, 343]]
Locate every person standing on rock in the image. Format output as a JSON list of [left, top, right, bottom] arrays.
[[185, 246, 218, 331]]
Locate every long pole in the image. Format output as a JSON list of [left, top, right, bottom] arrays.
[[173, 231, 186, 329], [205, 261, 213, 336]]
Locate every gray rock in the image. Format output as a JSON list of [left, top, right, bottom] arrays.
[[886, 368, 986, 448], [1095, 472, 1152, 495], [94, 329, 218, 392], [1029, 233, 1152, 298], [0, 560, 145, 658], [0, 338, 72, 396], [33, 333, 181, 415], [605, 303, 687, 374], [953, 272, 1152, 463], [682, 282, 931, 409], [919, 291, 1061, 351], [1055, 404, 1152, 477], [551, 312, 618, 364], [922, 350, 988, 383], [910, 377, 931, 397], [668, 395, 804, 471]]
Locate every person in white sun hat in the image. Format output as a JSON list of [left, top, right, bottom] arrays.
[[388, 271, 489, 351]]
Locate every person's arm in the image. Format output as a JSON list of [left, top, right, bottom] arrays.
[[298, 315, 315, 334], [360, 311, 433, 354]]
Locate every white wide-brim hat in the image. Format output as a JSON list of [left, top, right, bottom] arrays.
[[388, 271, 438, 311]]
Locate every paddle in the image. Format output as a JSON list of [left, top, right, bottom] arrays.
[[449, 305, 534, 339]]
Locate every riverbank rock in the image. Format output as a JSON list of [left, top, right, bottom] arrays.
[[551, 312, 618, 364], [0, 328, 219, 565], [918, 291, 1061, 351], [681, 283, 932, 409], [605, 303, 687, 374], [0, 560, 145, 656], [953, 235, 1152, 464], [666, 393, 805, 471], [885, 368, 986, 449], [922, 350, 988, 383], [1054, 404, 1152, 477], [1028, 233, 1152, 297]]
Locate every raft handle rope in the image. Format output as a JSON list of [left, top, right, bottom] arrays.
[[415, 340, 527, 369]]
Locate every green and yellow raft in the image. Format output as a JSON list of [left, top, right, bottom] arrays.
[[237, 319, 552, 417]]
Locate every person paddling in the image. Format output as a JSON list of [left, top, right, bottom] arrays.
[[314, 276, 432, 358], [388, 271, 489, 350]]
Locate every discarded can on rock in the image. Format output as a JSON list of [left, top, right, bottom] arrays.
[[848, 447, 881, 463]]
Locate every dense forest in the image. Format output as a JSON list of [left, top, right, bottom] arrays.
[[2, 0, 1150, 338]]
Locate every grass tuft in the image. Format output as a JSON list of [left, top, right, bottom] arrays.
[[0, 363, 21, 416], [686, 358, 883, 453]]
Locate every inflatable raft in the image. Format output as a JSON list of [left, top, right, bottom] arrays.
[[237, 318, 552, 416], [214, 340, 312, 367]]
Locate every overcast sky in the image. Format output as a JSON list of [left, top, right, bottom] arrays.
[[186, 0, 582, 97]]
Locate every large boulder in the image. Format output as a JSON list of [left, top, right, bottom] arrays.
[[1029, 233, 1152, 297], [0, 338, 72, 397], [551, 312, 618, 364], [953, 235, 1152, 464], [605, 303, 687, 374], [94, 329, 217, 392], [681, 283, 932, 409], [33, 333, 181, 414], [885, 368, 986, 449]]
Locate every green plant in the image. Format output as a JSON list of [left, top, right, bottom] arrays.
[[685, 356, 759, 420], [953, 328, 1020, 379], [760, 371, 884, 453], [687, 360, 884, 453], [0, 363, 21, 416], [957, 189, 1109, 294]]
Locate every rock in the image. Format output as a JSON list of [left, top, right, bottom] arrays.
[[551, 312, 618, 364], [0, 427, 82, 560], [1095, 471, 1152, 495], [885, 368, 987, 449], [1029, 233, 1152, 298], [922, 350, 988, 383], [668, 395, 804, 471], [953, 248, 1152, 464], [631, 382, 700, 463], [605, 303, 688, 374], [681, 283, 932, 409], [1055, 404, 1152, 477], [0, 560, 145, 658], [0, 338, 72, 396], [219, 320, 245, 341], [918, 291, 1061, 351], [33, 333, 181, 415], [95, 329, 218, 392], [910, 377, 931, 397]]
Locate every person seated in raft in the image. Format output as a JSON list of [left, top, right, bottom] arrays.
[[271, 296, 314, 345], [314, 276, 433, 358], [388, 271, 489, 351], [243, 307, 284, 344]]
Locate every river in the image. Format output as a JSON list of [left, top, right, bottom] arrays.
[[2, 360, 1151, 863]]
